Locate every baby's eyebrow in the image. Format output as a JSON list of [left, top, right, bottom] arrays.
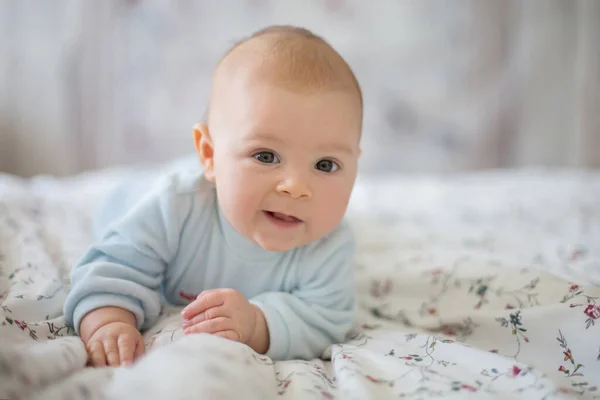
[[320, 143, 354, 155], [245, 133, 284, 144], [245, 133, 355, 155]]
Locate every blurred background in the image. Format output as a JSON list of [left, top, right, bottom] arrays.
[[0, 0, 598, 177]]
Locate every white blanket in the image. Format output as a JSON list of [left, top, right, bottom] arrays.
[[1, 167, 599, 399]]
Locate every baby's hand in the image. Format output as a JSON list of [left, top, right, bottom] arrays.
[[181, 289, 268, 352], [86, 321, 145, 367]]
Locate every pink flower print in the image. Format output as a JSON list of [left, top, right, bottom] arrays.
[[443, 327, 457, 336], [427, 307, 437, 316], [570, 249, 586, 261], [558, 366, 568, 373], [15, 320, 27, 331], [569, 285, 579, 292], [563, 349, 573, 363], [584, 304, 600, 319], [511, 366, 522, 376], [523, 278, 539, 289], [461, 384, 477, 392], [559, 387, 576, 395]]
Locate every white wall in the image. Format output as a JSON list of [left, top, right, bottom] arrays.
[[0, 0, 598, 177]]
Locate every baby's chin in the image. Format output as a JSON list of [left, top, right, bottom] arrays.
[[250, 226, 337, 252], [254, 237, 302, 253], [251, 232, 315, 253]]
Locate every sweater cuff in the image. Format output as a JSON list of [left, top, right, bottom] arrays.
[[72, 294, 144, 335], [250, 298, 289, 361]]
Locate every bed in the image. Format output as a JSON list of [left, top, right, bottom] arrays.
[[1, 165, 599, 399]]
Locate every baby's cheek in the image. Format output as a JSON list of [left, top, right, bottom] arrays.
[[311, 202, 338, 236], [222, 178, 264, 231], [315, 187, 349, 231]]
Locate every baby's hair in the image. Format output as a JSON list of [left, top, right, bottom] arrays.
[[202, 25, 362, 125]]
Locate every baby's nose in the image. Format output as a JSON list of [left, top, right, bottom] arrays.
[[275, 178, 312, 200]]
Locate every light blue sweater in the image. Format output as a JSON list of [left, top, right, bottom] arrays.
[[63, 161, 356, 360]]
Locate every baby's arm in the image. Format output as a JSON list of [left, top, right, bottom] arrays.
[[251, 224, 356, 360], [179, 224, 355, 360], [64, 182, 187, 365]]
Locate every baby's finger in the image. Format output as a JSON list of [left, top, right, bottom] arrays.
[[181, 290, 224, 320], [103, 339, 120, 367], [184, 316, 232, 335], [88, 341, 107, 368], [182, 305, 229, 328], [134, 339, 146, 360], [214, 330, 241, 342], [118, 335, 136, 366]]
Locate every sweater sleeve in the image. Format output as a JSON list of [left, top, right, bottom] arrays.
[[63, 180, 187, 334], [250, 223, 357, 360]]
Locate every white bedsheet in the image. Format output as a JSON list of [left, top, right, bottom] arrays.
[[0, 167, 599, 399]]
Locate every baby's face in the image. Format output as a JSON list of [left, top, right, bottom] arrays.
[[208, 82, 361, 252]]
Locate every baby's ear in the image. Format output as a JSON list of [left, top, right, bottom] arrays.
[[193, 123, 216, 183]]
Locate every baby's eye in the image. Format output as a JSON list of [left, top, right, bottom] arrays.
[[315, 159, 339, 173], [254, 151, 280, 164]]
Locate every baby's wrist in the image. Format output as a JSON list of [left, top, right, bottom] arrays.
[[247, 305, 269, 354], [80, 306, 137, 343]]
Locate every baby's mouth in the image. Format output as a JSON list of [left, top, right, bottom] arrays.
[[264, 211, 303, 224]]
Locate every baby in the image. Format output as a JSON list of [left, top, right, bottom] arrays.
[[63, 25, 363, 367]]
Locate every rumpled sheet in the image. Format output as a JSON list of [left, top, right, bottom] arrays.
[[1, 166, 599, 399]]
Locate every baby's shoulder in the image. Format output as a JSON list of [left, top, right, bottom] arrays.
[[151, 159, 214, 202], [127, 159, 215, 230]]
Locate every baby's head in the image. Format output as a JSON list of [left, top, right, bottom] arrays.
[[194, 25, 362, 252]]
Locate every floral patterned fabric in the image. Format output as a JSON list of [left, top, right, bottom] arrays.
[[0, 167, 599, 399]]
